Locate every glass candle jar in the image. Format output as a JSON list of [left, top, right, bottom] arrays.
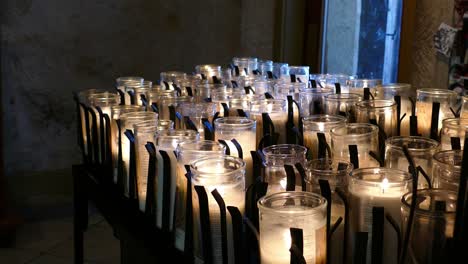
[[325, 73, 350, 92], [401, 189, 456, 264], [432, 150, 462, 191], [305, 159, 353, 264], [347, 79, 382, 98], [228, 93, 262, 117], [356, 100, 398, 137], [348, 168, 412, 264], [384, 136, 440, 188], [178, 102, 216, 138], [303, 115, 347, 160], [191, 155, 246, 264], [258, 59, 273, 76], [274, 82, 307, 101], [155, 129, 200, 230], [116, 77, 144, 103], [299, 87, 334, 117], [416, 88, 459, 138], [157, 119, 174, 131], [324, 93, 362, 123], [194, 83, 226, 103], [461, 95, 468, 119], [310, 74, 328, 88], [160, 71, 187, 89], [330, 124, 380, 168], [232, 57, 258, 76], [175, 75, 202, 96], [134, 121, 158, 211], [250, 99, 288, 146], [262, 144, 307, 194], [273, 62, 289, 81], [120, 112, 159, 197], [211, 89, 245, 117], [251, 79, 275, 95], [195, 64, 222, 84], [288, 65, 310, 84], [376, 83, 414, 136], [214, 117, 257, 187], [258, 191, 327, 264], [159, 95, 193, 128], [110, 105, 146, 182], [440, 118, 468, 150], [125, 82, 151, 106], [174, 140, 226, 251]]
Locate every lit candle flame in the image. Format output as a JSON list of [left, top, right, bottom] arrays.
[[280, 178, 287, 190], [381, 178, 389, 194]]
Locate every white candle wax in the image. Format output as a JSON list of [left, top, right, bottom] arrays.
[[253, 112, 288, 146], [416, 101, 447, 138]]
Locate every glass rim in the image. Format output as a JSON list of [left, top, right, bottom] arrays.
[[325, 93, 362, 101], [190, 155, 246, 177], [156, 129, 199, 138], [305, 158, 354, 178], [401, 188, 457, 216], [257, 191, 327, 214], [262, 144, 307, 157], [214, 117, 256, 128], [376, 83, 411, 90], [350, 167, 412, 187], [356, 99, 396, 109], [116, 76, 144, 82], [177, 140, 226, 154], [442, 118, 468, 130], [233, 57, 258, 62], [433, 150, 463, 170], [302, 114, 347, 125], [330, 123, 379, 138], [417, 88, 458, 97], [385, 136, 440, 152], [119, 111, 158, 120]]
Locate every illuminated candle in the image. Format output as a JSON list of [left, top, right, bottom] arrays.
[[214, 117, 257, 187], [251, 79, 275, 95], [110, 105, 146, 183], [232, 57, 258, 76], [347, 79, 381, 98], [228, 93, 262, 117], [115, 76, 144, 105], [384, 136, 440, 188], [325, 73, 350, 93], [193, 83, 227, 103], [416, 88, 459, 138], [262, 144, 307, 194], [303, 115, 347, 160], [191, 155, 246, 264], [195, 64, 222, 84], [461, 95, 468, 119], [298, 87, 334, 117], [258, 191, 327, 264], [258, 60, 273, 77], [160, 71, 187, 90], [324, 93, 362, 123], [155, 129, 200, 230], [432, 150, 462, 191], [250, 99, 288, 146], [376, 83, 414, 136], [174, 140, 226, 251], [273, 62, 289, 82], [440, 118, 468, 150], [356, 99, 398, 137], [288, 65, 310, 85], [211, 89, 245, 117], [304, 159, 353, 264], [178, 102, 216, 139], [330, 123, 380, 168], [158, 95, 193, 128], [348, 168, 412, 264], [119, 112, 158, 197], [401, 189, 456, 263]]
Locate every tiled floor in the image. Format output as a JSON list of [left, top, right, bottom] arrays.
[[0, 205, 120, 264]]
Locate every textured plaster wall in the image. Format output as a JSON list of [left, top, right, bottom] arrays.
[[410, 0, 454, 89], [1, 0, 274, 177]]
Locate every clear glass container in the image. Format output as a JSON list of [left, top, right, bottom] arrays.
[[147, 89, 178, 111], [330, 123, 380, 168], [461, 95, 468, 119], [214, 117, 256, 187], [116, 76, 144, 96], [288, 65, 310, 84], [416, 88, 459, 138], [228, 93, 262, 117], [232, 57, 258, 76], [384, 136, 440, 188], [303, 115, 347, 160], [440, 118, 468, 150], [258, 191, 327, 264], [273, 62, 289, 81], [125, 82, 151, 106], [178, 102, 216, 138], [251, 79, 275, 95], [110, 105, 146, 182], [211, 89, 245, 117], [134, 121, 158, 211], [376, 83, 414, 136], [298, 87, 334, 117], [348, 168, 412, 264], [160, 71, 187, 89], [262, 144, 307, 194], [119, 112, 159, 197], [347, 79, 382, 98], [159, 95, 193, 128], [432, 150, 462, 191], [250, 99, 288, 145], [258, 59, 273, 76], [305, 158, 353, 264], [274, 82, 308, 101], [191, 155, 246, 264], [324, 93, 362, 123], [194, 83, 227, 103], [157, 119, 174, 131], [310, 74, 328, 88], [325, 73, 350, 92], [356, 99, 398, 137], [195, 64, 222, 84], [401, 189, 456, 264], [174, 140, 226, 251], [154, 129, 200, 230]]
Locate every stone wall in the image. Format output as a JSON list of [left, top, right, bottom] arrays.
[[1, 0, 275, 177]]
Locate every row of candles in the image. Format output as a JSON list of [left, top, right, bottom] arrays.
[[75, 57, 468, 264]]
